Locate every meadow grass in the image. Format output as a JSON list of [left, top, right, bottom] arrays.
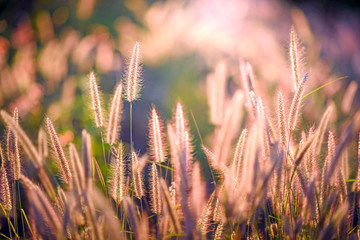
[[0, 30, 360, 240]]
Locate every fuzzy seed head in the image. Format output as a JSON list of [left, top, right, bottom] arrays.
[[149, 163, 161, 214], [175, 102, 186, 149], [110, 144, 126, 205], [131, 152, 144, 199], [290, 27, 300, 90], [233, 128, 248, 180], [0, 167, 12, 211], [288, 72, 308, 132], [6, 107, 21, 179], [149, 107, 166, 163], [106, 82, 123, 145], [46, 118, 72, 185], [277, 92, 288, 149], [125, 41, 142, 102], [89, 72, 103, 127], [1, 110, 42, 167]]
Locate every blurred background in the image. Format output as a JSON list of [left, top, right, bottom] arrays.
[[0, 0, 359, 159]]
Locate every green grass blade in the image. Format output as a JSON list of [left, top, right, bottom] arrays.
[[302, 76, 347, 100], [0, 233, 12, 240], [0, 202, 19, 238], [21, 208, 33, 235]]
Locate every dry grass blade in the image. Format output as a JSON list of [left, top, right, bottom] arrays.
[[122, 197, 138, 235], [207, 61, 227, 126], [89, 188, 124, 240], [240, 62, 257, 119], [190, 162, 206, 221], [38, 128, 48, 160], [214, 90, 244, 165], [83, 190, 103, 240]]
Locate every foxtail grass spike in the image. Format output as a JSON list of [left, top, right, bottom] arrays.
[[149, 107, 166, 163], [20, 175, 63, 237], [290, 27, 301, 90], [6, 107, 21, 180], [69, 143, 85, 194], [109, 143, 126, 205], [131, 152, 144, 199], [125, 41, 142, 102], [288, 72, 308, 132], [277, 92, 288, 149], [1, 110, 42, 167], [46, 117, 72, 185], [106, 82, 123, 145], [314, 105, 333, 156], [149, 163, 161, 214], [320, 131, 335, 204], [89, 72, 103, 127], [0, 167, 12, 211]]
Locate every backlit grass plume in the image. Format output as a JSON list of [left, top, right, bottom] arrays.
[[125, 41, 142, 102], [106, 82, 123, 145], [0, 145, 12, 211], [149, 163, 161, 214], [109, 143, 126, 205], [89, 72, 103, 128], [46, 117, 72, 185], [149, 106, 166, 163], [6, 107, 21, 180], [290, 27, 301, 90]]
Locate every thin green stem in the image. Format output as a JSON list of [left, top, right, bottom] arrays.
[[12, 180, 17, 239], [130, 102, 133, 154], [7, 211, 12, 240], [17, 181, 25, 239], [99, 126, 108, 196]]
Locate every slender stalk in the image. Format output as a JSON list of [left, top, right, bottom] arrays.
[[17, 181, 25, 239], [12, 181, 17, 239], [130, 102, 133, 154], [99, 126, 108, 195]]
